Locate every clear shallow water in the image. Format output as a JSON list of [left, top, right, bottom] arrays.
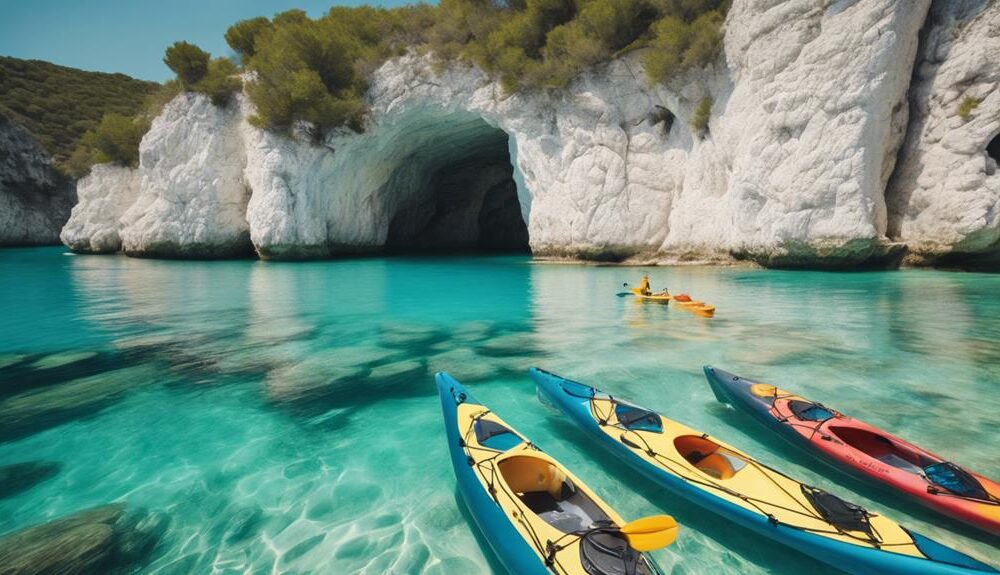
[[0, 247, 998, 574]]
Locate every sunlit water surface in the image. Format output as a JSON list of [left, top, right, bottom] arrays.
[[1, 248, 998, 574]]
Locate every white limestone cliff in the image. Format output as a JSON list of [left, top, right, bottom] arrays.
[[60, 164, 139, 253], [59, 0, 1000, 268], [63, 93, 251, 258], [888, 0, 1000, 267], [119, 93, 251, 257]]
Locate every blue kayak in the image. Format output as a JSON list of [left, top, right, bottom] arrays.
[[530, 367, 998, 575], [436, 372, 666, 575]]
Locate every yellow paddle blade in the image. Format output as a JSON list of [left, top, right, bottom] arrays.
[[620, 515, 679, 551]]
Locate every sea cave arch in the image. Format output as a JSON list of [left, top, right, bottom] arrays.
[[377, 110, 530, 254]]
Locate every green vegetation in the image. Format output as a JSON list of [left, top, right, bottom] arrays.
[[231, 0, 729, 137], [958, 96, 980, 120], [643, 9, 725, 84], [429, 0, 730, 92], [0, 56, 159, 171], [164, 42, 210, 87], [691, 95, 712, 136], [229, 6, 436, 138], [163, 42, 241, 107], [66, 113, 150, 172], [3, 0, 731, 170]]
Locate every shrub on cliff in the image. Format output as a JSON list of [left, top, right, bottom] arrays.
[[958, 96, 980, 120], [163, 42, 210, 87], [643, 9, 724, 84], [238, 7, 433, 138], [691, 95, 712, 136], [225, 17, 273, 63], [429, 0, 729, 92], [164, 42, 240, 108], [227, 1, 728, 135], [195, 58, 241, 107], [78, 113, 150, 169]]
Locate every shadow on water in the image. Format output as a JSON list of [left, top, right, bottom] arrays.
[[705, 404, 1000, 548], [453, 488, 511, 575], [544, 416, 842, 575]]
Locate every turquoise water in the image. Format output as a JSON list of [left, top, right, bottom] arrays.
[[1, 247, 998, 574]]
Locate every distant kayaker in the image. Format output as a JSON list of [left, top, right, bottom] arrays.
[[638, 274, 652, 296]]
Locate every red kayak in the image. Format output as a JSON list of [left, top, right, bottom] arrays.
[[705, 366, 1000, 537]]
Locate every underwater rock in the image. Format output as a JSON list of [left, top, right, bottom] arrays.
[[379, 322, 443, 348], [30, 351, 99, 371], [0, 461, 61, 499], [0, 504, 164, 575], [477, 331, 538, 358], [0, 365, 156, 441], [368, 359, 425, 382], [265, 352, 367, 406], [427, 347, 496, 382]]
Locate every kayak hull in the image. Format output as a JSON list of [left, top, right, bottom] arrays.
[[437, 374, 551, 575], [704, 366, 1000, 538], [531, 368, 998, 575]]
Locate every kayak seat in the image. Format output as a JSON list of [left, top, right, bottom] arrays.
[[695, 453, 736, 479], [498, 456, 613, 533], [674, 435, 745, 480], [499, 456, 565, 499], [828, 426, 930, 472]]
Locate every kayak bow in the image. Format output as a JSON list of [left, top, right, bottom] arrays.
[[531, 367, 998, 575], [436, 372, 667, 575], [704, 366, 1000, 538]]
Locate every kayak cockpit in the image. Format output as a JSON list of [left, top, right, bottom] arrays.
[[827, 426, 931, 474], [674, 435, 749, 480], [499, 455, 613, 533]]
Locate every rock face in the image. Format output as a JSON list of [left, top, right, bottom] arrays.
[[60, 165, 139, 253], [888, 0, 1000, 267], [57, 0, 1000, 268], [0, 119, 76, 246], [63, 93, 252, 258]]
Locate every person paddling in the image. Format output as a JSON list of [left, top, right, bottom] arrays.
[[638, 274, 652, 296]]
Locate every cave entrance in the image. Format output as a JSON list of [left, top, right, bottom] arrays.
[[988, 133, 1000, 164], [386, 116, 528, 254]]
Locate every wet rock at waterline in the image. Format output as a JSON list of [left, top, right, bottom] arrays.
[[0, 461, 61, 499], [0, 504, 166, 575]]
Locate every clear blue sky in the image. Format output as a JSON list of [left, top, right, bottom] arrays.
[[0, 0, 424, 82]]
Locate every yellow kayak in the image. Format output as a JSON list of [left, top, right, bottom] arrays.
[[630, 288, 672, 303], [630, 288, 715, 316], [673, 300, 715, 317], [437, 372, 670, 575]]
